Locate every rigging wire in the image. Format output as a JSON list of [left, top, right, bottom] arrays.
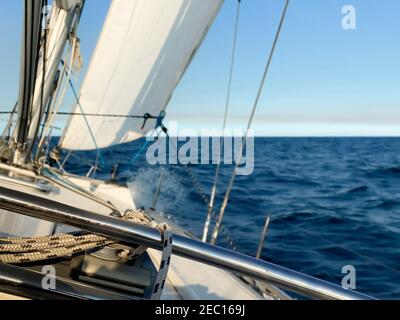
[[55, 112, 160, 119], [1, 102, 18, 143], [202, 0, 242, 242], [66, 74, 106, 168], [210, 0, 291, 245], [36, 37, 76, 164], [0, 111, 161, 120]]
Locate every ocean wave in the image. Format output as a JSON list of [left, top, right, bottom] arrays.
[[367, 166, 400, 177], [337, 185, 369, 195], [370, 199, 400, 210], [62, 137, 400, 299]]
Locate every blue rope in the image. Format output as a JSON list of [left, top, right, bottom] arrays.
[[130, 138, 152, 164], [155, 111, 166, 129], [130, 111, 166, 164]]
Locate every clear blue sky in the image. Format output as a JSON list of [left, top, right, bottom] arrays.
[[0, 0, 399, 136]]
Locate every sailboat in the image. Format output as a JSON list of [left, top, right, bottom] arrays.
[[0, 0, 374, 300]]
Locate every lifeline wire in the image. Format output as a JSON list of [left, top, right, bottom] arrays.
[[202, 0, 242, 243], [211, 0, 291, 245]]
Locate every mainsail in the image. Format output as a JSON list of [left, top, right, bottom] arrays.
[[59, 0, 223, 150]]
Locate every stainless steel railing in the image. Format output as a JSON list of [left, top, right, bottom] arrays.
[[0, 186, 376, 300]]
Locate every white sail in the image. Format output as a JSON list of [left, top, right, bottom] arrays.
[[59, 0, 223, 150]]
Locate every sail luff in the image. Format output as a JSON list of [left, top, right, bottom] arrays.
[[26, 2, 83, 156], [59, 0, 224, 151]]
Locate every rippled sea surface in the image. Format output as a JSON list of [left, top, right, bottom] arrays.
[[64, 137, 400, 299]]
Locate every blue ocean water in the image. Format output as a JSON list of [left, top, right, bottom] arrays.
[[64, 137, 400, 299]]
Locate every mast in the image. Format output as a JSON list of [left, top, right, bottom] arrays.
[[11, 0, 84, 164], [12, 0, 45, 163]]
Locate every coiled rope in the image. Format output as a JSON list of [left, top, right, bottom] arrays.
[[0, 209, 172, 300], [0, 210, 167, 264]]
